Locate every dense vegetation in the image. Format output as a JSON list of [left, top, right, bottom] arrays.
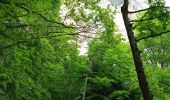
[[0, 0, 170, 100]]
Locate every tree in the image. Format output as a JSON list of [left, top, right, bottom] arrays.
[[0, 0, 89, 99], [121, 0, 152, 99], [121, 0, 170, 99]]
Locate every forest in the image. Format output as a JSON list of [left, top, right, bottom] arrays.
[[0, 0, 170, 100]]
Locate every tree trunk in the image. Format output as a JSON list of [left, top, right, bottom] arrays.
[[121, 0, 152, 100], [82, 75, 88, 100]]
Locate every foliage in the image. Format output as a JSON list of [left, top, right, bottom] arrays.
[[0, 0, 170, 100]]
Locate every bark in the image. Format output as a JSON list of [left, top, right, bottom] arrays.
[[121, 0, 152, 100]]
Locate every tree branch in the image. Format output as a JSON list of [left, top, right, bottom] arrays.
[[45, 31, 98, 39], [0, 31, 97, 50], [130, 12, 169, 22], [137, 30, 170, 42], [0, 1, 74, 29], [129, 6, 170, 13], [15, 4, 73, 28], [63, 4, 75, 23], [3, 23, 76, 29]]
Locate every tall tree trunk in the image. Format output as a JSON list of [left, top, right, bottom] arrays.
[[82, 75, 88, 100], [121, 0, 152, 100]]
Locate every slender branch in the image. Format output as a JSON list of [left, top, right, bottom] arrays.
[[63, 4, 75, 23], [0, 1, 74, 29], [45, 31, 97, 39], [15, 4, 71, 27], [130, 12, 169, 22], [129, 6, 170, 13], [3, 23, 76, 29], [4, 23, 34, 28], [137, 30, 170, 42], [0, 30, 97, 50]]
